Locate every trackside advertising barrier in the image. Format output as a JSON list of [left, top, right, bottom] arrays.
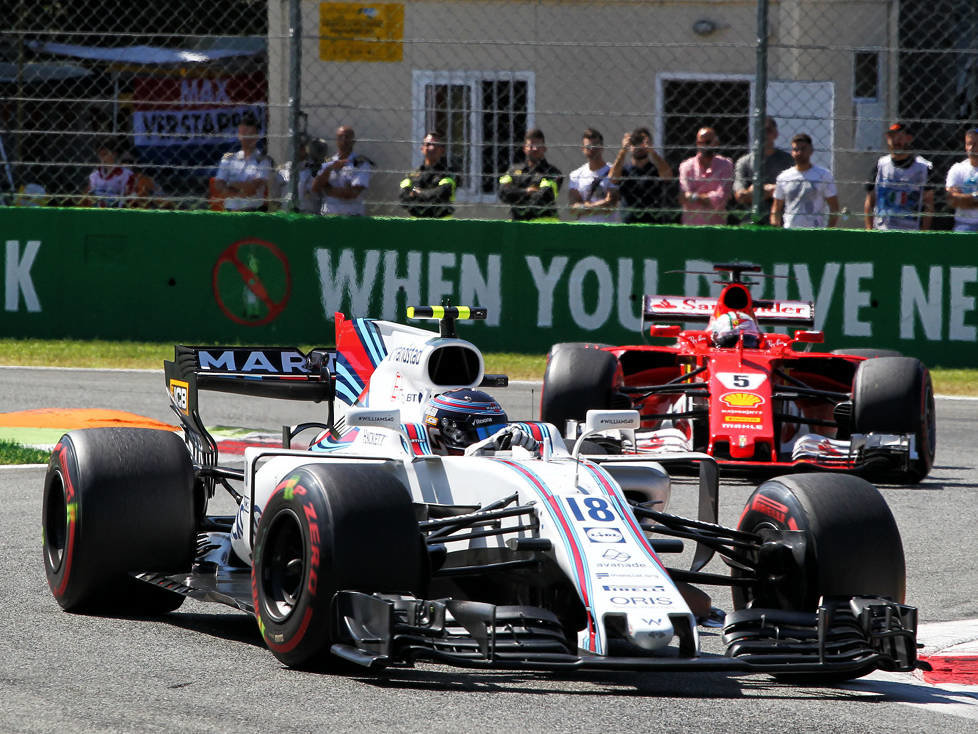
[[0, 207, 975, 367]]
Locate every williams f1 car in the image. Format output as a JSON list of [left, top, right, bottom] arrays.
[[42, 306, 919, 679], [541, 264, 936, 483]]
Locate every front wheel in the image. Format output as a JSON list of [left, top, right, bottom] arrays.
[[540, 343, 622, 434], [733, 473, 905, 612], [251, 464, 427, 669], [852, 356, 936, 483]]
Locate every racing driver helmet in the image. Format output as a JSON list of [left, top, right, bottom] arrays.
[[423, 388, 508, 455], [709, 310, 761, 348]]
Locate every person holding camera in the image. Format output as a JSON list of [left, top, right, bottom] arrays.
[[610, 127, 674, 224]]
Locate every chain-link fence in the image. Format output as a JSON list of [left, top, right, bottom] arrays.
[[2, 0, 976, 228]]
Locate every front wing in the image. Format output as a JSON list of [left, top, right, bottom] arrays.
[[330, 591, 919, 675], [635, 430, 918, 476]]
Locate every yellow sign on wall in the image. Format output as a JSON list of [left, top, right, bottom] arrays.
[[319, 3, 404, 62]]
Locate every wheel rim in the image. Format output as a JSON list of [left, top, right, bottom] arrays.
[[260, 510, 306, 623], [44, 471, 68, 574]]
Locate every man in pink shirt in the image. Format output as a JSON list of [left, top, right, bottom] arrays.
[[679, 126, 733, 225]]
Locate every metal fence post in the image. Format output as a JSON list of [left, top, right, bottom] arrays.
[[751, 0, 770, 226], [286, 0, 302, 212]]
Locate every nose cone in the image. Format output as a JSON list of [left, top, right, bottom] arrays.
[[625, 613, 676, 651]]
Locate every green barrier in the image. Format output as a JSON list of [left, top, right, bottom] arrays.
[[0, 207, 975, 367]]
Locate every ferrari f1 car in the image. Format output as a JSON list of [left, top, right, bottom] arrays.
[[42, 306, 919, 680], [541, 264, 936, 483]]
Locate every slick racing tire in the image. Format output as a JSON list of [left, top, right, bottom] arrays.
[[733, 473, 905, 613], [252, 464, 426, 670], [852, 356, 936, 483], [42, 428, 195, 614], [830, 348, 903, 359], [540, 343, 621, 435]]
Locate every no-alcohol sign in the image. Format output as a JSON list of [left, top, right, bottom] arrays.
[[212, 238, 292, 326]]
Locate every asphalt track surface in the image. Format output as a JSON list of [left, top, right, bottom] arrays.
[[2, 367, 977, 732]]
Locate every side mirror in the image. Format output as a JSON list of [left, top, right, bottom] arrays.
[[584, 409, 641, 434], [793, 330, 824, 343], [650, 324, 681, 338]]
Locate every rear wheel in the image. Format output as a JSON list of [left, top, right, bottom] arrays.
[[251, 464, 426, 669], [852, 356, 935, 483], [42, 428, 195, 614], [540, 343, 621, 434]]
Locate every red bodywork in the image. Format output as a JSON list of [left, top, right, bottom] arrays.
[[576, 274, 871, 472]]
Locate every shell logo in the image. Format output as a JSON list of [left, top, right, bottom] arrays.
[[720, 392, 765, 408]]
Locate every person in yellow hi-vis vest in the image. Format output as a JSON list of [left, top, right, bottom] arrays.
[[498, 128, 563, 221], [399, 131, 456, 218]]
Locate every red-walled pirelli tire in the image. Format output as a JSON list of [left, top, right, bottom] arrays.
[[42, 428, 195, 614], [251, 463, 426, 670], [852, 356, 936, 483], [732, 473, 905, 613], [540, 343, 620, 434]]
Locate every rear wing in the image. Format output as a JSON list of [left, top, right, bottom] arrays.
[[164, 345, 335, 405], [642, 295, 815, 328], [163, 345, 336, 481]]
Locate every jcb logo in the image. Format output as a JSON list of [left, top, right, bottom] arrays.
[[169, 379, 189, 415]]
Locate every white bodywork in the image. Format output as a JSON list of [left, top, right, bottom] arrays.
[[227, 317, 699, 656]]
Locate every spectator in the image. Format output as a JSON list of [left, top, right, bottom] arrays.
[[120, 152, 166, 209], [498, 128, 563, 221], [276, 134, 327, 214], [864, 122, 934, 230], [771, 133, 839, 229], [568, 127, 619, 223], [80, 136, 135, 208], [312, 125, 371, 216], [945, 127, 978, 233], [610, 127, 674, 224], [211, 111, 274, 212], [398, 131, 456, 218], [679, 126, 733, 226], [14, 183, 49, 207], [733, 116, 793, 224]]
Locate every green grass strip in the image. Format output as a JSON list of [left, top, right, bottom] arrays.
[[0, 440, 50, 465], [0, 338, 973, 394]]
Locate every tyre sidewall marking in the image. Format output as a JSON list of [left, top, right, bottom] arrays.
[[252, 474, 326, 655], [45, 441, 79, 601]]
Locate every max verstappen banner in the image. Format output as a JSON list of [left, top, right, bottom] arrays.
[[131, 74, 266, 147]]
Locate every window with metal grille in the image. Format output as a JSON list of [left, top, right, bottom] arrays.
[[658, 77, 752, 171], [412, 71, 534, 201]]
